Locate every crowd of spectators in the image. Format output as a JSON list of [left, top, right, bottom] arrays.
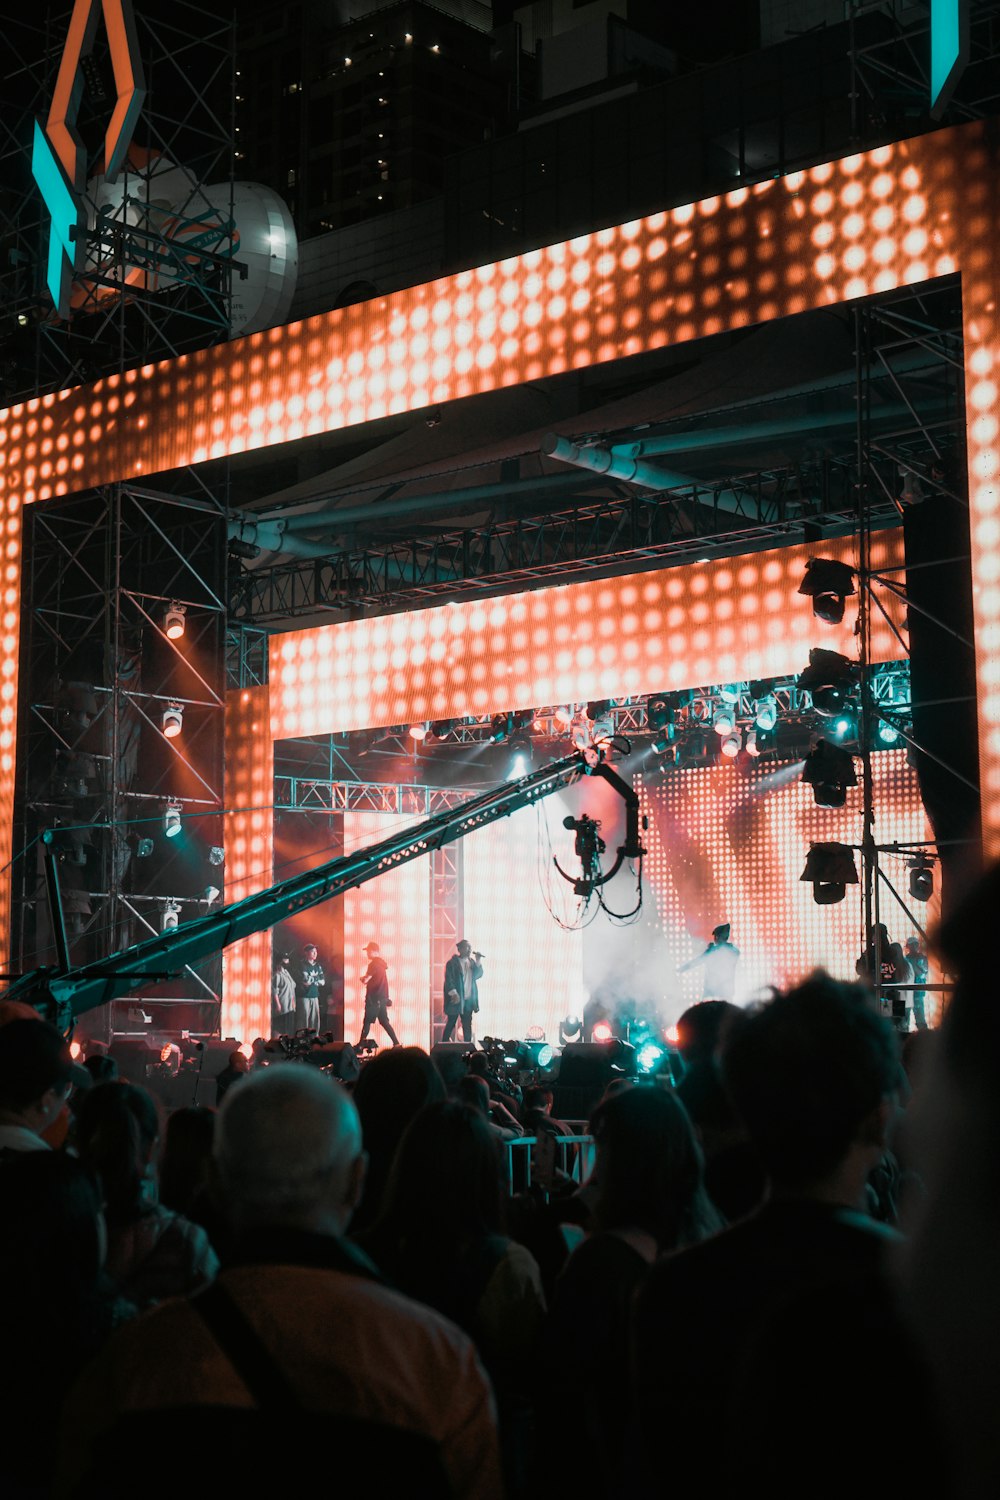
[[1, 870, 997, 1499]]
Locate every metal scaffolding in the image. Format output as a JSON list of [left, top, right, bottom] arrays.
[[15, 483, 228, 1040], [0, 1, 237, 406]]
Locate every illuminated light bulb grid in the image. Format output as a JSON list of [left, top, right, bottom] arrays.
[[343, 812, 431, 1050], [222, 685, 274, 1040], [269, 532, 906, 742], [0, 496, 20, 953], [0, 129, 968, 508], [462, 805, 585, 1046], [958, 136, 1000, 855], [636, 749, 939, 1021]]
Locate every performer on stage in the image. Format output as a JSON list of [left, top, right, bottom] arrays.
[[358, 942, 400, 1048], [297, 942, 325, 1032], [905, 935, 929, 1030], [271, 952, 296, 1034], [442, 939, 483, 1043], [679, 923, 740, 1002], [857, 923, 911, 1025]]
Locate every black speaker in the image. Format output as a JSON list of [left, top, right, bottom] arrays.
[[904, 494, 980, 916], [430, 1042, 472, 1087]]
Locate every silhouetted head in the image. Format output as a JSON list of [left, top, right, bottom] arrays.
[[723, 971, 901, 1191]]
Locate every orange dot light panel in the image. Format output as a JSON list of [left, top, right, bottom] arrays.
[[1, 119, 999, 968], [269, 532, 907, 740], [223, 685, 274, 1039]]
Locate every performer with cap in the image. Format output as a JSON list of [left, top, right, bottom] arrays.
[[358, 942, 400, 1048], [679, 923, 741, 1002]]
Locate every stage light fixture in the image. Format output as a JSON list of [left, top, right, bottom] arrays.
[[592, 1019, 614, 1044], [228, 537, 261, 560], [559, 1014, 583, 1046], [908, 855, 935, 902], [431, 719, 456, 739], [637, 1041, 667, 1075], [408, 723, 429, 741], [506, 734, 532, 781], [745, 729, 761, 757], [164, 801, 183, 839], [490, 713, 509, 742], [590, 712, 615, 745], [797, 558, 857, 625], [203, 885, 221, 905], [161, 899, 181, 931], [718, 683, 742, 706], [877, 719, 900, 745], [163, 602, 186, 640], [831, 715, 857, 742], [721, 731, 741, 759], [651, 724, 676, 755], [713, 706, 735, 737], [587, 699, 612, 718], [801, 739, 858, 809], [162, 703, 184, 739], [136, 837, 154, 857], [209, 846, 225, 865], [800, 842, 859, 905], [554, 705, 574, 727], [797, 649, 858, 718], [754, 695, 777, 731], [647, 695, 672, 730]]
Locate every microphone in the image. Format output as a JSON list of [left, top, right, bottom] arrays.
[[474, 950, 485, 958]]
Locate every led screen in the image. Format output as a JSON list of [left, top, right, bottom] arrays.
[[269, 532, 907, 741], [342, 811, 431, 1049]]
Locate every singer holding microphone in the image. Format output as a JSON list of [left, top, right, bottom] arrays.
[[442, 938, 484, 1043]]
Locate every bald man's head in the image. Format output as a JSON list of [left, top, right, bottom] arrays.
[[214, 1065, 365, 1234]]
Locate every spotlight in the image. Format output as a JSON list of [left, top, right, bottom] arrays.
[[877, 719, 900, 745], [161, 899, 181, 931], [713, 706, 735, 737], [908, 855, 934, 902], [164, 801, 183, 838], [559, 1014, 583, 1046], [228, 537, 261, 560], [800, 842, 859, 904], [489, 713, 509, 742], [553, 705, 574, 726], [830, 715, 857, 742], [745, 729, 761, 757], [637, 1041, 666, 1075], [718, 683, 742, 706], [163, 603, 186, 640], [408, 723, 429, 741], [647, 695, 672, 730], [507, 734, 532, 781], [162, 703, 184, 738], [754, 695, 777, 731], [136, 837, 154, 857], [587, 699, 612, 717], [592, 1019, 614, 1044], [721, 731, 741, 758], [208, 846, 225, 865], [651, 724, 676, 755], [431, 719, 456, 739], [798, 558, 857, 625], [203, 885, 221, 905], [797, 649, 858, 718], [801, 739, 858, 809]]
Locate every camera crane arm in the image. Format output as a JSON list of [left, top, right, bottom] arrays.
[[10, 748, 639, 1029]]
